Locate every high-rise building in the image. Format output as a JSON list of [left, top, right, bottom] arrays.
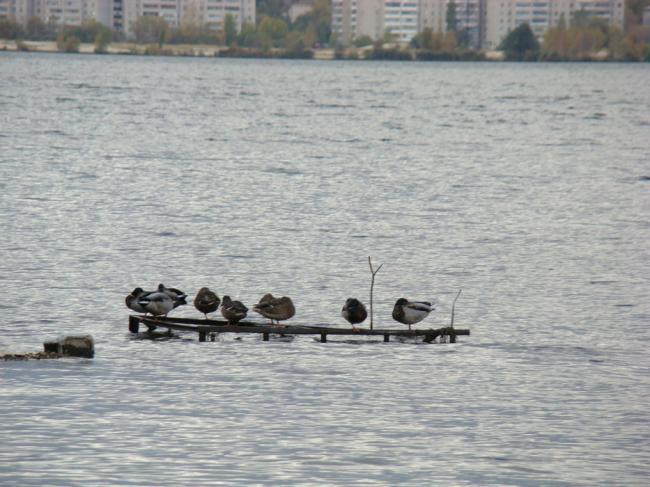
[[484, 0, 625, 49], [418, 1, 484, 48], [331, 0, 418, 45], [332, 0, 381, 45], [121, 0, 255, 37], [0, 0, 110, 26], [384, 0, 419, 42], [333, 0, 626, 48], [0, 0, 253, 37]]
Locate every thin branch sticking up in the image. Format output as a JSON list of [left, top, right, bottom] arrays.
[[450, 289, 462, 328], [368, 256, 383, 331]]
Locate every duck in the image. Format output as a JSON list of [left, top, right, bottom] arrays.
[[221, 295, 248, 325], [125, 287, 149, 314], [157, 283, 187, 309], [341, 298, 368, 330], [392, 298, 435, 330], [194, 287, 221, 319], [253, 294, 295, 325], [158, 283, 187, 301], [138, 291, 175, 317]]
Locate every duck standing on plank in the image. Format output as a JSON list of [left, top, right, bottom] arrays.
[[253, 294, 296, 326], [392, 298, 435, 330], [194, 287, 221, 319], [138, 291, 175, 317], [158, 283, 187, 303], [125, 287, 150, 314], [221, 296, 248, 325], [155, 283, 187, 309], [341, 298, 367, 330]]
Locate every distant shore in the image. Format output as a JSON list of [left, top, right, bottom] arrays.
[[0, 39, 338, 59], [1, 39, 645, 62]]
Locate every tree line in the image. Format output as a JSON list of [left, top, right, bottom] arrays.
[[1, 0, 648, 61], [0, 0, 331, 55], [499, 14, 650, 62]]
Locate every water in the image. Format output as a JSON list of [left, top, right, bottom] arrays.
[[1, 52, 649, 485]]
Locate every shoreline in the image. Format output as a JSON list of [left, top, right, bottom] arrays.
[[1, 39, 646, 62]]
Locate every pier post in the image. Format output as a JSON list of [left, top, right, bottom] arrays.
[[263, 332, 269, 341], [320, 332, 327, 343], [129, 316, 140, 333], [384, 334, 389, 342], [198, 328, 207, 342]]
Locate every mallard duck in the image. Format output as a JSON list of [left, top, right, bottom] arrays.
[[392, 298, 435, 330], [138, 291, 175, 317], [341, 298, 367, 330], [194, 287, 221, 318], [125, 287, 149, 314], [253, 294, 295, 325], [158, 283, 186, 300], [157, 283, 187, 309], [221, 295, 248, 325]]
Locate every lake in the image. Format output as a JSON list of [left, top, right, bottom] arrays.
[[1, 52, 649, 485]]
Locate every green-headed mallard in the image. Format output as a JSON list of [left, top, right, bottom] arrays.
[[392, 298, 435, 331]]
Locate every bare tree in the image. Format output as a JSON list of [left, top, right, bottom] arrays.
[[368, 256, 383, 330], [450, 289, 462, 327]]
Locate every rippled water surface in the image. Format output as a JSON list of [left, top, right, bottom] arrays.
[[1, 53, 649, 485]]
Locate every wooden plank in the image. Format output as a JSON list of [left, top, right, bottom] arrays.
[[132, 316, 470, 339], [134, 316, 470, 337], [135, 315, 231, 326]]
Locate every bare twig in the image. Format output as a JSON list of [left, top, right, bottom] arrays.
[[450, 289, 462, 328], [368, 256, 383, 330]]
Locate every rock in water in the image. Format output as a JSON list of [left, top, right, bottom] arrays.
[[53, 335, 95, 358], [61, 335, 94, 358]]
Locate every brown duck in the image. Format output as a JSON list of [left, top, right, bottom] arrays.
[[341, 298, 368, 330], [220, 295, 248, 325], [194, 287, 221, 319], [253, 293, 296, 325]]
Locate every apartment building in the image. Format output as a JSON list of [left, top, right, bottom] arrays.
[[384, 1, 419, 42], [0, 0, 114, 26], [331, 0, 485, 47], [0, 0, 89, 25], [332, 0, 379, 45], [121, 0, 253, 35], [0, 0, 253, 36], [484, 0, 625, 49], [333, 0, 625, 48], [332, 0, 418, 45], [0, 0, 16, 21]]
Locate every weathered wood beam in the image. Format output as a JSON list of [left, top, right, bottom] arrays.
[[129, 315, 140, 333], [132, 316, 469, 340]]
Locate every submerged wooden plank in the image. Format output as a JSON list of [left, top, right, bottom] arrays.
[[133, 315, 470, 339]]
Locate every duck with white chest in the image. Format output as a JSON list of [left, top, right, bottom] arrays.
[[392, 298, 435, 330], [138, 291, 175, 317]]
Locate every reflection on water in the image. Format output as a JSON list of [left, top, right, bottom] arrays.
[[0, 53, 649, 485]]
